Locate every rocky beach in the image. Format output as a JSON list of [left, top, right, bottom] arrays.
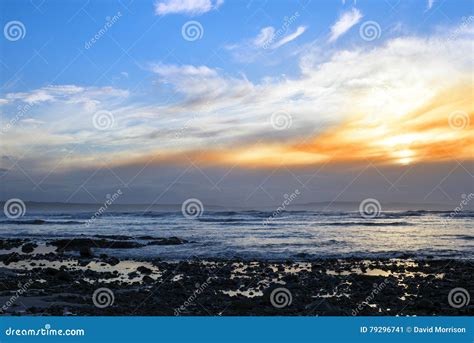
[[0, 236, 472, 316]]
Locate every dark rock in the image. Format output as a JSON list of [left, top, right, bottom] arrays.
[[0, 239, 26, 250], [21, 243, 37, 254], [137, 266, 152, 275], [143, 276, 154, 284], [51, 238, 144, 251], [56, 271, 73, 282], [147, 237, 188, 246], [105, 257, 120, 266]]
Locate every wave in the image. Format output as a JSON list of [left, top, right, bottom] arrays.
[[324, 221, 412, 227], [0, 219, 84, 225], [440, 234, 474, 240]]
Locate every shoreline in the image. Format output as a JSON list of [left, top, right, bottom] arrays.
[[0, 238, 472, 316]]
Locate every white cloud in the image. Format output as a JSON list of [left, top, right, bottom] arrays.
[[328, 8, 363, 42], [152, 63, 218, 78], [252, 26, 307, 49], [253, 27, 275, 47], [272, 26, 307, 49], [6, 85, 128, 105], [151, 63, 253, 110], [21, 118, 45, 125], [2, 27, 472, 169], [227, 24, 307, 62], [427, 0, 435, 10], [154, 0, 223, 16]]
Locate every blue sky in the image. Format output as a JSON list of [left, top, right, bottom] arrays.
[[0, 0, 472, 206], [1, 0, 470, 91]]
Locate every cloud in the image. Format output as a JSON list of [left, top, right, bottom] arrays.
[[252, 24, 306, 49], [271, 26, 307, 48], [21, 118, 46, 125], [1, 26, 472, 172], [5, 85, 128, 108], [328, 8, 363, 42], [427, 0, 435, 10], [226, 23, 307, 62], [253, 27, 275, 47], [151, 63, 254, 112], [154, 0, 223, 16]]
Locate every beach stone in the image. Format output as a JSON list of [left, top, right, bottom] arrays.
[[21, 243, 37, 254], [137, 266, 152, 275], [147, 237, 188, 245], [105, 257, 120, 266], [56, 271, 73, 282], [142, 276, 154, 284]]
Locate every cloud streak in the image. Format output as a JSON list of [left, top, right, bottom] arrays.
[[154, 0, 223, 16], [328, 8, 363, 42]]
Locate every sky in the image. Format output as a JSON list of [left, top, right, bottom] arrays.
[[0, 0, 473, 208]]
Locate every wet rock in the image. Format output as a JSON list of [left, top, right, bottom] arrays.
[[128, 272, 139, 279], [51, 238, 144, 251], [0, 239, 26, 250], [143, 276, 154, 284], [147, 237, 188, 245], [137, 266, 152, 275], [21, 242, 37, 254], [56, 271, 73, 282], [105, 257, 120, 266]]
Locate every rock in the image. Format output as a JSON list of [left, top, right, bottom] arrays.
[[137, 266, 152, 275], [56, 271, 73, 282], [128, 272, 139, 279], [21, 243, 37, 254], [51, 238, 144, 251], [142, 276, 154, 284], [105, 257, 120, 266], [147, 237, 188, 246], [0, 239, 26, 250]]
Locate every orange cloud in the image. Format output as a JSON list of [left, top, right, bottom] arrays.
[[75, 82, 472, 171], [201, 82, 473, 167]]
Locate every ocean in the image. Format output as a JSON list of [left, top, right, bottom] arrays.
[[1, 210, 472, 260]]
